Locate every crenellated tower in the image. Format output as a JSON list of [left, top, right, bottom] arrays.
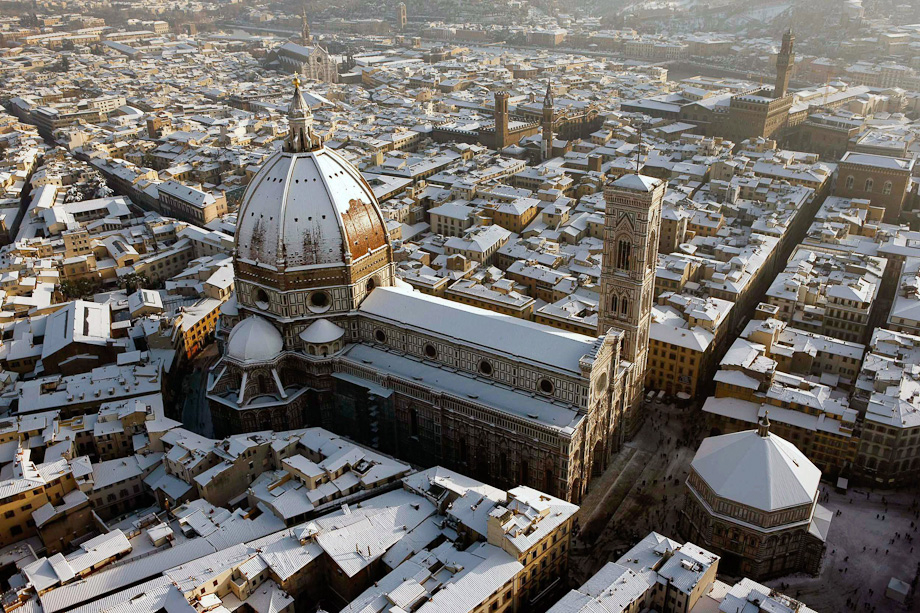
[[774, 29, 795, 99], [542, 79, 554, 161]]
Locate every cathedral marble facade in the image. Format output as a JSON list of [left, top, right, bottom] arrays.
[[207, 83, 664, 502]]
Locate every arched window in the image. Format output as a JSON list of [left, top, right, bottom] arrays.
[[865, 178, 874, 193], [883, 181, 893, 195], [647, 232, 657, 270], [616, 239, 631, 271], [609, 294, 618, 314], [845, 176, 854, 189], [620, 297, 629, 315]]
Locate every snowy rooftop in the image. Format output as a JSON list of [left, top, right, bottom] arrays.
[[359, 286, 601, 377], [691, 428, 820, 512]]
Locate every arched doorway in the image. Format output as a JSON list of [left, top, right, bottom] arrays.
[[571, 478, 582, 504], [592, 440, 605, 477]]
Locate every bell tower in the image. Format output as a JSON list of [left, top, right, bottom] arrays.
[[493, 91, 510, 150], [301, 4, 312, 44], [598, 173, 664, 431], [542, 79, 554, 161], [774, 29, 794, 99]]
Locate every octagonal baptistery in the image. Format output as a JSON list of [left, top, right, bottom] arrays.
[[679, 415, 831, 580], [233, 82, 395, 348]]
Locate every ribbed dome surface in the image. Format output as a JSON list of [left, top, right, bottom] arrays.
[[227, 316, 283, 362], [235, 147, 389, 271]]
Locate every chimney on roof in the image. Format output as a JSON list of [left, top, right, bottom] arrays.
[[758, 411, 771, 437]]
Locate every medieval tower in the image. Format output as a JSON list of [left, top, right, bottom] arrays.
[[598, 174, 665, 432], [774, 29, 795, 98]]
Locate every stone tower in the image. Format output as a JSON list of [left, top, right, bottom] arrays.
[[493, 91, 510, 151], [774, 29, 794, 99], [397, 2, 407, 30], [598, 173, 665, 431], [542, 79, 554, 161]]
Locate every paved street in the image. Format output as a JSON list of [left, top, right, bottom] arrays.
[[766, 486, 920, 612], [179, 343, 219, 438], [570, 400, 704, 584]]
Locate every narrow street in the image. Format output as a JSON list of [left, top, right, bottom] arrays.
[[179, 343, 220, 438]]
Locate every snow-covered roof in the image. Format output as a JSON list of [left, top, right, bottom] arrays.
[[690, 427, 820, 512], [227, 316, 283, 363], [359, 286, 600, 377], [611, 173, 662, 192], [298, 318, 345, 344]]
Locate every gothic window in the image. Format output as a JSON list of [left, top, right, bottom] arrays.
[[616, 239, 631, 271], [883, 181, 893, 195], [845, 176, 854, 189], [647, 231, 657, 270], [620, 297, 629, 316], [609, 294, 618, 314], [865, 178, 874, 193]]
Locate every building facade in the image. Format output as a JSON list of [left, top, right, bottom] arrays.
[[679, 417, 831, 580], [834, 152, 915, 223], [207, 85, 661, 503]]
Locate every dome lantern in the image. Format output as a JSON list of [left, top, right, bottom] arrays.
[[232, 81, 396, 341], [757, 411, 770, 437], [284, 77, 322, 154]]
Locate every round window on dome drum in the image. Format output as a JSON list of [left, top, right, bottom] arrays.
[[478, 359, 493, 376], [307, 291, 331, 313], [539, 378, 555, 395], [254, 288, 270, 310], [424, 344, 437, 359], [374, 329, 387, 343]]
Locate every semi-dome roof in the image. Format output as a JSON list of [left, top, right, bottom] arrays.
[[691, 424, 820, 513], [299, 318, 344, 344], [234, 84, 389, 272], [227, 316, 283, 362]]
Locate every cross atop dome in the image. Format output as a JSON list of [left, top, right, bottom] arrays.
[[285, 78, 322, 153]]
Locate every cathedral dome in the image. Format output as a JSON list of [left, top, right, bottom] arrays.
[[234, 146, 389, 270], [232, 81, 396, 335], [234, 82, 389, 271], [227, 316, 284, 362]]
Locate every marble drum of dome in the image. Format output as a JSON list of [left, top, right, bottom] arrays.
[[232, 80, 395, 329]]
